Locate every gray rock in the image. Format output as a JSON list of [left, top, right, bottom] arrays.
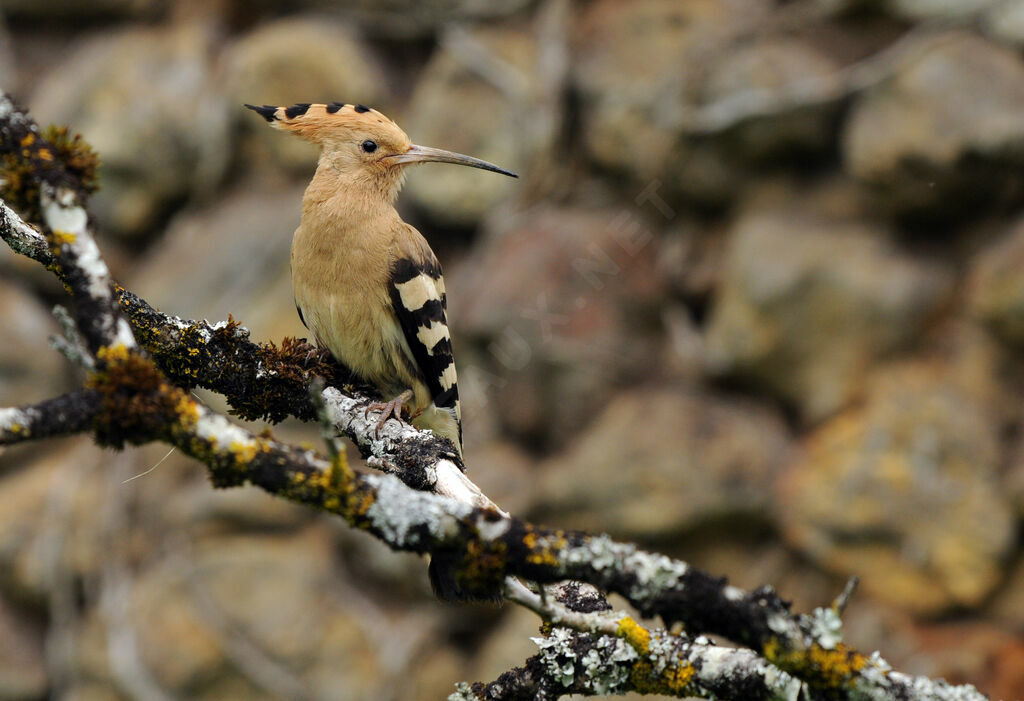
[[705, 190, 952, 421], [576, 0, 801, 207], [224, 17, 388, 177], [534, 387, 791, 538], [402, 23, 531, 228], [776, 354, 1015, 614], [885, 0, 995, 21], [842, 31, 1024, 221], [31, 24, 230, 239], [983, 0, 1024, 46]]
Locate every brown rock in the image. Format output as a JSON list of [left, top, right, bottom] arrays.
[[705, 194, 951, 421], [0, 439, 109, 599], [0, 594, 46, 700], [63, 683, 128, 701], [967, 215, 1024, 346], [900, 621, 1023, 700], [535, 387, 791, 538], [31, 24, 230, 239], [842, 31, 1024, 221], [402, 23, 531, 228], [225, 17, 388, 177], [885, 0, 994, 22], [777, 359, 1015, 615], [0, 279, 69, 408], [1006, 438, 1024, 520], [461, 440, 537, 516], [575, 0, 766, 181], [2, 0, 159, 21], [700, 37, 842, 163], [393, 641, 466, 701], [449, 205, 667, 446], [987, 554, 1024, 631], [125, 182, 308, 344], [130, 527, 388, 698], [468, 606, 543, 688], [335, 0, 534, 38]]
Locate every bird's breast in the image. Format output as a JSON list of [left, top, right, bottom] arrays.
[[290, 224, 416, 398]]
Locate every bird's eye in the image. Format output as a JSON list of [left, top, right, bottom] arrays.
[[361, 139, 378, 153]]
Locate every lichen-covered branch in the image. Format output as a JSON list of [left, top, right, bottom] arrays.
[[0, 91, 988, 701], [452, 626, 810, 700], [1, 198, 481, 502], [0, 198, 52, 265], [0, 389, 100, 443]]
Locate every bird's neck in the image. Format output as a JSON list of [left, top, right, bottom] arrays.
[[300, 160, 403, 238], [305, 157, 404, 212]]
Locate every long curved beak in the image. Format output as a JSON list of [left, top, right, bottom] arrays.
[[389, 144, 518, 178]]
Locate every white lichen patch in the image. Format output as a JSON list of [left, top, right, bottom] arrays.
[[111, 319, 137, 349], [475, 513, 511, 542], [766, 611, 796, 638], [446, 682, 475, 701], [364, 473, 472, 547], [0, 407, 30, 433], [194, 410, 258, 454], [41, 187, 121, 304], [647, 630, 677, 674], [723, 585, 745, 601], [870, 671, 985, 701], [532, 628, 579, 688], [697, 645, 804, 701], [623, 551, 688, 603], [808, 606, 844, 649], [560, 537, 691, 606], [42, 188, 87, 235], [580, 635, 635, 694], [565, 534, 629, 571]]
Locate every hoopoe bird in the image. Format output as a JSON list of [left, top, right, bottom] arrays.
[[247, 101, 514, 458], [247, 102, 515, 600]]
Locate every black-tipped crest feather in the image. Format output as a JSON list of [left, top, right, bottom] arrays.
[[244, 104, 279, 122]]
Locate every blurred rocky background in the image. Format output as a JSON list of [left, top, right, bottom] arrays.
[[2, 0, 1024, 699]]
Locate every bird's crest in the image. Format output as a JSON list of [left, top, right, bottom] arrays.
[[244, 102, 406, 146]]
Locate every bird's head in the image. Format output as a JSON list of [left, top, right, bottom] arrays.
[[245, 102, 517, 201]]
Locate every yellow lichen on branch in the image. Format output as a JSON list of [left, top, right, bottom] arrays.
[[87, 344, 188, 448], [763, 638, 869, 691], [617, 616, 651, 654]]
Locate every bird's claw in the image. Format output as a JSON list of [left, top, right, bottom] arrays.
[[364, 389, 413, 439]]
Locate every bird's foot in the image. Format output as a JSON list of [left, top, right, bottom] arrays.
[[301, 344, 330, 368], [364, 389, 413, 439]]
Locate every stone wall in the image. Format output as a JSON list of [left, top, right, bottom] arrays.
[[1, 1, 1023, 698]]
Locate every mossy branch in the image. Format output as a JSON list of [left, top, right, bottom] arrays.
[[0, 90, 988, 701]]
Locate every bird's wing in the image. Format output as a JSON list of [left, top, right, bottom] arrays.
[[387, 250, 461, 434]]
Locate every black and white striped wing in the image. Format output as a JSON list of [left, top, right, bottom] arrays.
[[388, 257, 461, 435]]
